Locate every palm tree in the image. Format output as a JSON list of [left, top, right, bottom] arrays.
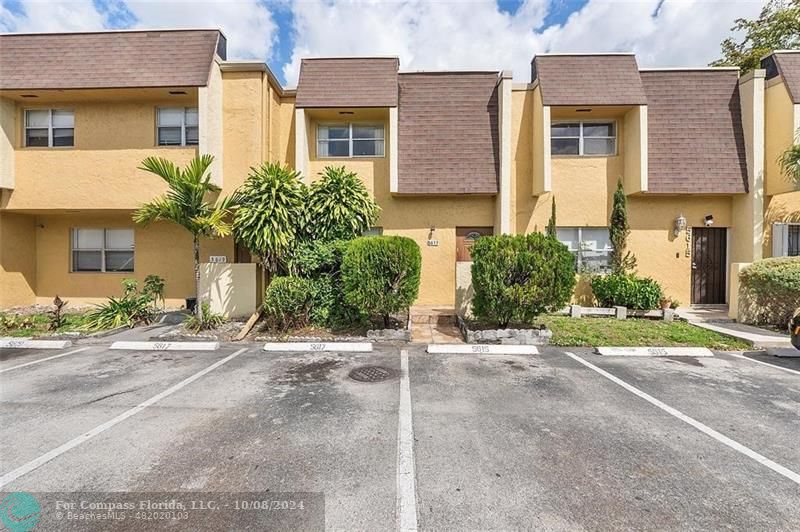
[[779, 131, 800, 187], [133, 155, 236, 320]]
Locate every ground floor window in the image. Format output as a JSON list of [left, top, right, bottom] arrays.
[[71, 228, 134, 272], [556, 227, 612, 273], [790, 225, 800, 256]]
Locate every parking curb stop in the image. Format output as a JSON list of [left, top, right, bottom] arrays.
[[596, 347, 714, 357], [0, 338, 73, 349], [427, 344, 539, 355], [263, 342, 373, 352], [110, 341, 219, 351]]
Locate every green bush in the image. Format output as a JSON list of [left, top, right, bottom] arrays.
[[185, 302, 225, 332], [84, 279, 158, 330], [471, 234, 576, 327], [341, 236, 421, 327], [591, 273, 663, 310], [739, 257, 800, 326], [263, 276, 313, 331], [305, 166, 381, 241], [289, 239, 350, 278]]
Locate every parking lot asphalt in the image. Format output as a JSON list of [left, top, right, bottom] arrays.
[[0, 342, 798, 530]]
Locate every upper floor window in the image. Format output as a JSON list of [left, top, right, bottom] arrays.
[[157, 107, 198, 146], [317, 124, 384, 158], [71, 228, 135, 273], [25, 109, 74, 147], [551, 121, 616, 156], [556, 227, 613, 273]]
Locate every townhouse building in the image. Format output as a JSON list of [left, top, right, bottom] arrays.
[[0, 29, 797, 312]]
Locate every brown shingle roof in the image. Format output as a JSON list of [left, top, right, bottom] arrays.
[[398, 72, 499, 195], [641, 70, 748, 194], [532, 54, 647, 106], [0, 30, 222, 90], [295, 58, 399, 108], [773, 51, 800, 103]]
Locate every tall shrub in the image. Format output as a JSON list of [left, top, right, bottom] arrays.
[[341, 236, 421, 327], [609, 179, 636, 274], [471, 234, 576, 327], [233, 162, 306, 275], [306, 166, 381, 241], [591, 273, 663, 310], [739, 257, 800, 326]]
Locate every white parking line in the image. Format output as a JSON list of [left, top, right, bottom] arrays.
[[396, 349, 418, 531], [0, 347, 90, 374], [0, 347, 249, 489], [728, 353, 800, 376], [565, 351, 800, 486]]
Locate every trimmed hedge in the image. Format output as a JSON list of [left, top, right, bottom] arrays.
[[591, 273, 663, 310], [341, 236, 421, 327], [263, 276, 312, 331], [470, 233, 576, 327], [739, 257, 800, 327]]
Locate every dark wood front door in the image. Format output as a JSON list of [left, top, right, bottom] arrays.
[[691, 228, 727, 305], [456, 227, 493, 262]]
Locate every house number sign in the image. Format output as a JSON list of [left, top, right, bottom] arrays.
[[685, 227, 692, 257]]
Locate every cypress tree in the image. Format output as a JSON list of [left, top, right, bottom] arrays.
[[546, 197, 557, 238], [609, 179, 637, 274]]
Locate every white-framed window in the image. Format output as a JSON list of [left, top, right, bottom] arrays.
[[71, 228, 135, 272], [362, 227, 384, 236], [772, 223, 800, 257], [157, 107, 198, 146], [556, 227, 613, 273], [551, 121, 616, 156], [24, 109, 74, 147], [317, 123, 384, 158]]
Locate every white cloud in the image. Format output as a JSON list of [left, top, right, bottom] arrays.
[[283, 0, 768, 86], [1, 0, 106, 32], [125, 0, 278, 60], [1, 0, 279, 60]]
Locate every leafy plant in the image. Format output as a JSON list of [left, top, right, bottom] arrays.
[[341, 236, 421, 328], [84, 279, 158, 330], [779, 132, 800, 188], [739, 256, 800, 326], [305, 166, 380, 241], [0, 314, 35, 332], [133, 155, 236, 320], [591, 273, 664, 310], [546, 196, 556, 238], [711, 0, 800, 72], [609, 179, 636, 274], [143, 275, 166, 309], [263, 276, 313, 331], [233, 162, 307, 275], [470, 233, 576, 327], [184, 302, 225, 333], [48, 295, 68, 331]]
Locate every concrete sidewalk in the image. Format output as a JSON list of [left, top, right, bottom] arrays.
[[677, 306, 792, 349]]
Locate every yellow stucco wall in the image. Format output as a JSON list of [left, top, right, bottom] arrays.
[[765, 190, 800, 256], [29, 213, 233, 306], [221, 71, 266, 196], [3, 94, 199, 210], [764, 81, 797, 196], [0, 212, 37, 307]]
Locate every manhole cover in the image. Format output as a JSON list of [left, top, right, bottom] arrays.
[[348, 365, 397, 383]]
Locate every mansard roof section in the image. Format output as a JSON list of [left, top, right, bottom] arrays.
[[295, 57, 399, 108], [762, 50, 800, 103], [641, 69, 748, 194], [397, 71, 500, 195], [0, 29, 224, 90], [531, 53, 647, 106]]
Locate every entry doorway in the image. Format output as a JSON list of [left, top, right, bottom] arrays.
[[456, 227, 493, 262], [691, 227, 727, 305]]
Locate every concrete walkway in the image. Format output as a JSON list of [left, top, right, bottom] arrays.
[[677, 305, 792, 349], [409, 305, 464, 344]]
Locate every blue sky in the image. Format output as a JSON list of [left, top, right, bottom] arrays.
[[1, 0, 764, 87]]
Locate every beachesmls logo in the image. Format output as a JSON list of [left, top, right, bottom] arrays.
[[0, 492, 41, 532]]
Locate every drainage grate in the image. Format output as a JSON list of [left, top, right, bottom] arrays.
[[348, 365, 397, 383]]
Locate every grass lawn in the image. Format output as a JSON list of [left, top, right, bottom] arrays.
[[537, 315, 751, 350], [0, 312, 95, 338]]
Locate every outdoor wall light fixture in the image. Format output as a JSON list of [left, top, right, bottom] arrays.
[[673, 214, 687, 236], [704, 215, 715, 227]]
